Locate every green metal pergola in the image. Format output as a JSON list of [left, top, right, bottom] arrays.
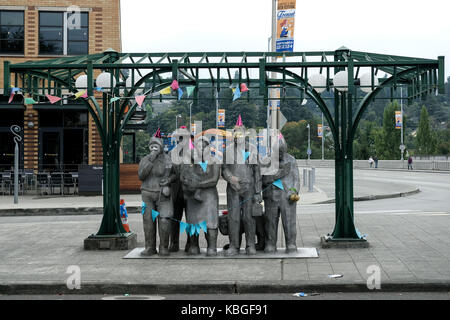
[[3, 48, 445, 244]]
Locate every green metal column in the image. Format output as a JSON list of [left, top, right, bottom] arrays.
[[96, 92, 126, 236], [331, 92, 360, 240]]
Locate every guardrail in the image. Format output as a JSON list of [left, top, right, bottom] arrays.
[[296, 159, 450, 171]]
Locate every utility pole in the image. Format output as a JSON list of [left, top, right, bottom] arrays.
[[307, 123, 311, 164], [321, 113, 324, 160], [270, 0, 278, 134], [400, 86, 405, 168]]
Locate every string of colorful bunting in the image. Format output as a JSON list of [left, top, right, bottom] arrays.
[[141, 202, 208, 236]]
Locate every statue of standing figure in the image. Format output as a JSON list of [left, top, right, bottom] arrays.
[[222, 118, 262, 256], [180, 137, 220, 256], [262, 134, 300, 254], [138, 129, 176, 256]]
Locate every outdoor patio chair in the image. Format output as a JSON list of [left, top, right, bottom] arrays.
[[63, 173, 76, 195], [36, 173, 50, 196], [49, 172, 64, 195], [1, 172, 12, 195]]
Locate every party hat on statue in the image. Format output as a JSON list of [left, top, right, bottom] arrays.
[[154, 128, 162, 138], [236, 114, 243, 127]]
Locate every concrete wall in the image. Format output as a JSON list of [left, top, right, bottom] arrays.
[[296, 159, 450, 171]]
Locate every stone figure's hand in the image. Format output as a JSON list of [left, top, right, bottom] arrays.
[[160, 178, 169, 187], [149, 151, 159, 162], [289, 192, 300, 202], [229, 176, 241, 192]]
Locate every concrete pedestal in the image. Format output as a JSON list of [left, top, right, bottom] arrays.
[[320, 235, 369, 249], [84, 232, 137, 250]]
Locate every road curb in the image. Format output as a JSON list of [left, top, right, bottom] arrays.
[[0, 204, 229, 217], [1, 280, 449, 295], [315, 188, 421, 204]]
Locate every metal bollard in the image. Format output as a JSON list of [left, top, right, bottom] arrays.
[[303, 168, 307, 187], [308, 169, 314, 192], [311, 167, 316, 185]]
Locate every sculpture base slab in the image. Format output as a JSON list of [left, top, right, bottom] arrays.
[[84, 233, 137, 250], [320, 235, 369, 248], [123, 247, 318, 259]]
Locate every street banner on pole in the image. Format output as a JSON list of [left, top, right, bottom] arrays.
[[269, 86, 281, 112], [276, 0, 296, 52], [318, 124, 323, 138], [191, 123, 196, 135], [218, 109, 225, 128], [395, 111, 402, 129]]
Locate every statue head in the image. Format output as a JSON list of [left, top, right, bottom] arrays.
[[149, 136, 163, 155]]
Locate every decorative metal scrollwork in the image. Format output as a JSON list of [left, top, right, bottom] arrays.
[[10, 125, 22, 144]]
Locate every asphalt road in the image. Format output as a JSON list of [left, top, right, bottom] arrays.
[[302, 168, 450, 215], [0, 292, 449, 300]]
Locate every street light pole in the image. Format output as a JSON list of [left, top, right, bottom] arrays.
[[321, 112, 324, 160], [307, 123, 311, 164], [10, 125, 22, 204], [189, 102, 193, 134], [176, 114, 181, 130], [400, 86, 405, 168]]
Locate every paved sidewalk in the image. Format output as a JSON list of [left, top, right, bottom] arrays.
[[0, 207, 449, 294], [0, 168, 419, 215]]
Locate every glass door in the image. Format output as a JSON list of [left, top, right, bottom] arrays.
[[40, 129, 62, 171]]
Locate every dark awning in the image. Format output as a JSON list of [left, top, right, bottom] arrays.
[[0, 104, 25, 110], [33, 104, 87, 110]]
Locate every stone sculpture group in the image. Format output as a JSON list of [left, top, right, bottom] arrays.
[[138, 122, 300, 257]]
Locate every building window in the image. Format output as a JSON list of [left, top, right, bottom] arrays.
[[39, 11, 88, 55], [0, 10, 24, 54]]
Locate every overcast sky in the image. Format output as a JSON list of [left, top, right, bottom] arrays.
[[121, 0, 450, 78]]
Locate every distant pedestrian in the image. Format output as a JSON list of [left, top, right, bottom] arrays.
[[374, 156, 378, 168], [407, 156, 413, 170], [368, 156, 374, 168]]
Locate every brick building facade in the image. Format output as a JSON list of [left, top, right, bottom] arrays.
[[0, 0, 121, 172]]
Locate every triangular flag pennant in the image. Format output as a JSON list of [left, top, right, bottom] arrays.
[[242, 150, 251, 161], [189, 224, 195, 236], [95, 87, 103, 91], [240, 83, 249, 92], [110, 97, 120, 104], [195, 224, 202, 235], [74, 90, 86, 99], [151, 209, 160, 222], [11, 87, 20, 94], [189, 139, 194, 150], [177, 88, 183, 101], [199, 161, 208, 172], [81, 91, 88, 98], [8, 93, 15, 104], [278, 132, 284, 140], [233, 86, 241, 101], [45, 94, 62, 104], [24, 97, 37, 105], [180, 221, 188, 234], [135, 94, 146, 107], [186, 86, 195, 97], [154, 128, 162, 138], [232, 88, 236, 94], [171, 80, 180, 90], [272, 179, 284, 190], [199, 221, 207, 233], [236, 114, 243, 127], [141, 202, 146, 215], [159, 86, 172, 95]]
